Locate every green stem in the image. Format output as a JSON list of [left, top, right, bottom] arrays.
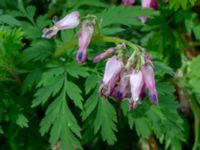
[[52, 35, 141, 58], [189, 41, 200, 47], [189, 99, 200, 150]]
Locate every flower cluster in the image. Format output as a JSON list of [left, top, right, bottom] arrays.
[[98, 48, 158, 110], [42, 10, 158, 110], [42, 11, 95, 64]]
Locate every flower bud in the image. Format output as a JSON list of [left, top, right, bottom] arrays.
[[93, 48, 115, 63], [76, 21, 95, 64], [129, 70, 144, 102], [99, 56, 122, 97], [42, 11, 80, 39], [55, 11, 80, 30], [141, 64, 158, 104], [111, 72, 129, 101]]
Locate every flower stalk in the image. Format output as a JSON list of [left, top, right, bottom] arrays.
[[52, 35, 141, 58]]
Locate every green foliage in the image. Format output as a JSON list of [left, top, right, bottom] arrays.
[[82, 89, 117, 145], [188, 55, 200, 105], [0, 14, 21, 26], [120, 81, 185, 150], [169, 0, 198, 10], [0, 0, 199, 150]]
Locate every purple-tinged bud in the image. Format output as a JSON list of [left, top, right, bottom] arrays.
[[93, 48, 115, 63], [111, 72, 129, 101], [76, 21, 95, 64], [99, 56, 122, 97], [42, 11, 80, 39], [122, 0, 135, 6], [42, 27, 58, 39], [141, 64, 158, 104], [111, 87, 121, 101]]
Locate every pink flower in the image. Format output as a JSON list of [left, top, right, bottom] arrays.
[[76, 21, 94, 64], [122, 0, 135, 6], [129, 70, 144, 108], [141, 64, 158, 104], [93, 48, 115, 63], [141, 0, 158, 9], [99, 56, 122, 97], [141, 0, 151, 8], [42, 11, 80, 39], [111, 72, 129, 101]]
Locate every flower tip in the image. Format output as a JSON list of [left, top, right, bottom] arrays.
[[93, 56, 100, 63], [76, 51, 87, 64], [117, 91, 123, 99], [72, 11, 80, 18], [150, 94, 158, 104]]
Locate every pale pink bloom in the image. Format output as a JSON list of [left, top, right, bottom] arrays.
[[128, 70, 144, 109], [141, 0, 151, 8], [141, 0, 158, 9], [122, 0, 135, 6], [102, 56, 122, 85], [42, 11, 80, 39], [99, 56, 122, 97], [129, 70, 144, 102], [54, 11, 80, 30], [93, 48, 115, 63], [141, 64, 158, 104], [76, 21, 94, 64]]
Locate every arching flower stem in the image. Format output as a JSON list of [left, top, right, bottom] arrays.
[[52, 35, 142, 58]]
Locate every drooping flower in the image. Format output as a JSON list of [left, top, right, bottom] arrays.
[[42, 11, 80, 39], [76, 20, 95, 64], [141, 64, 158, 104], [93, 48, 115, 63], [122, 0, 135, 6], [99, 56, 122, 97], [129, 70, 144, 109], [111, 71, 129, 101]]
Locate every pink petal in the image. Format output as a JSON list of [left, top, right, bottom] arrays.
[[141, 64, 158, 104], [55, 11, 80, 30]]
